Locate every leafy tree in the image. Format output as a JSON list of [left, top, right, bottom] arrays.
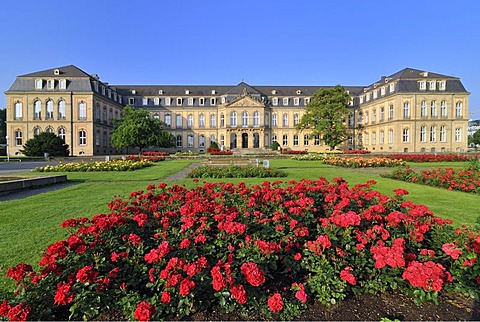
[[296, 85, 351, 150], [271, 141, 280, 151], [471, 130, 480, 146], [0, 108, 5, 156], [111, 106, 175, 152], [21, 132, 69, 157]]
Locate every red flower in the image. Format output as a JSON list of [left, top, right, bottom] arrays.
[[0, 300, 11, 316], [6, 302, 32, 322], [67, 235, 87, 254], [76, 265, 98, 283], [293, 253, 302, 261], [7, 264, 33, 282], [179, 238, 191, 249], [442, 243, 462, 260], [240, 262, 265, 287], [54, 281, 74, 305], [306, 235, 332, 255], [128, 233, 142, 245], [161, 291, 171, 304], [402, 261, 446, 292], [340, 267, 356, 285], [230, 284, 247, 304], [292, 283, 307, 303], [211, 265, 227, 291], [133, 213, 149, 227], [268, 293, 284, 312], [179, 278, 195, 296], [134, 301, 156, 322], [394, 188, 409, 196]]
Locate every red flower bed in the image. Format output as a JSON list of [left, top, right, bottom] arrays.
[[382, 166, 480, 193], [343, 150, 371, 155], [281, 150, 308, 154], [125, 155, 166, 162], [1, 179, 479, 321], [207, 147, 234, 155], [381, 154, 476, 163]]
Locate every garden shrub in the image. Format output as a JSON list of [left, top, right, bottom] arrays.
[[33, 159, 153, 172], [271, 141, 280, 151], [1, 179, 479, 321], [323, 156, 406, 168]]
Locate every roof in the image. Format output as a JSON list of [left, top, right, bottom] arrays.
[[18, 65, 93, 78]]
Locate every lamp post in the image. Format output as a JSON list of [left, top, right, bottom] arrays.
[[5, 135, 9, 162]]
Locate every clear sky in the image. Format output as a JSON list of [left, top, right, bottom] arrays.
[[1, 0, 480, 118]]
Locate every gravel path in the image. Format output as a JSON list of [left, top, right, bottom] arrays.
[[163, 162, 202, 181]]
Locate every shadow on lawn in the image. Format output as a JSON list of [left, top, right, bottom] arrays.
[[0, 180, 83, 202]]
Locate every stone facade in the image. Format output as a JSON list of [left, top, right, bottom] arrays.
[[4, 65, 469, 156]]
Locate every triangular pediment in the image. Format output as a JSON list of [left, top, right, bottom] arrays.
[[226, 95, 265, 108]]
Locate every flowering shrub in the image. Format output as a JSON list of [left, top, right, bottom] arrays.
[[382, 166, 480, 193], [380, 154, 476, 163], [33, 159, 153, 172], [1, 179, 479, 321], [174, 152, 200, 157], [186, 165, 287, 178], [323, 156, 406, 168], [281, 150, 308, 155], [342, 150, 371, 155], [314, 150, 343, 155], [207, 147, 234, 155]]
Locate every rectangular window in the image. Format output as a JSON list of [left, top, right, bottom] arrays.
[[380, 87, 386, 96], [188, 135, 194, 148], [177, 98, 183, 105], [14, 131, 22, 146], [314, 135, 320, 145], [282, 134, 288, 146], [420, 126, 426, 142], [210, 114, 216, 128], [272, 97, 278, 106], [441, 101, 447, 117], [403, 102, 410, 118], [366, 93, 371, 101], [359, 96, 364, 104], [440, 126, 447, 142], [165, 97, 171, 106], [142, 98, 148, 106], [128, 97, 135, 105], [35, 79, 43, 89], [176, 114, 183, 128], [429, 81, 436, 90], [210, 97, 216, 105], [365, 133, 369, 145], [403, 129, 409, 143], [419, 81, 426, 90], [47, 79, 55, 89], [188, 98, 194, 106], [294, 98, 299, 106], [455, 128, 461, 142], [282, 114, 288, 127], [293, 135, 299, 146], [388, 130, 393, 144], [304, 97, 310, 105], [283, 97, 289, 105], [380, 107, 385, 122], [389, 83, 395, 93], [389, 105, 394, 119], [373, 90, 378, 99], [154, 97, 160, 105], [438, 81, 446, 91], [165, 114, 171, 127], [430, 126, 436, 142], [14, 102, 22, 119], [372, 132, 376, 145], [304, 134, 309, 146], [379, 131, 384, 144]]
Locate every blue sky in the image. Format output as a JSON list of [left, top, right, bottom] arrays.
[[2, 0, 480, 118]]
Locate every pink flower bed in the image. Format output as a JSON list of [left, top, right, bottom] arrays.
[[381, 154, 476, 163]]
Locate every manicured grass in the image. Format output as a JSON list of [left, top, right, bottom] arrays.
[[0, 158, 478, 294]]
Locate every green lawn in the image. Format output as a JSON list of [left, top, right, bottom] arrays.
[[0, 158, 478, 293]]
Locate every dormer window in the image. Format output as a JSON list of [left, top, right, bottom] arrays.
[[283, 97, 289, 105], [210, 97, 216, 105], [47, 79, 55, 89], [211, 90, 216, 95], [114, 92, 117, 101], [271, 90, 277, 95], [132, 90, 136, 94], [142, 98, 148, 106], [438, 80, 446, 91], [59, 79, 67, 89], [54, 69, 60, 76], [108, 89, 112, 98], [199, 97, 205, 106], [185, 89, 190, 95], [158, 90, 163, 95], [188, 97, 194, 106], [305, 97, 311, 105], [154, 97, 160, 105], [359, 96, 364, 104], [177, 97, 183, 105], [165, 97, 171, 106], [272, 97, 278, 106], [419, 81, 426, 90], [380, 87, 385, 96], [429, 81, 436, 90], [373, 90, 378, 99], [366, 93, 371, 102], [389, 83, 395, 93], [101, 86, 106, 95], [294, 97, 299, 106], [128, 97, 135, 105], [35, 79, 43, 89], [93, 81, 98, 92], [296, 90, 302, 95]]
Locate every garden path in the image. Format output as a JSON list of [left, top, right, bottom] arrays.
[[163, 162, 201, 181]]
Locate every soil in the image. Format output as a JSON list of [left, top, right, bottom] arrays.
[[187, 292, 479, 321]]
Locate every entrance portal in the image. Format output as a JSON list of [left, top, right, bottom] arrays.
[[253, 133, 259, 148], [230, 133, 237, 149], [242, 133, 248, 148]]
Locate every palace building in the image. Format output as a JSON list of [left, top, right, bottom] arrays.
[[4, 65, 469, 156]]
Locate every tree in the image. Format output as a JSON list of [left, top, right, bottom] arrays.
[[0, 108, 6, 156], [111, 106, 175, 152], [471, 130, 480, 146], [296, 85, 351, 150], [21, 132, 69, 157]]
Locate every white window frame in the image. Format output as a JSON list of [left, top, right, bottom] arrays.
[[272, 114, 278, 127], [176, 135, 183, 148], [199, 97, 205, 106], [46, 100, 54, 119], [187, 134, 194, 148], [177, 97, 183, 105], [440, 125, 447, 142], [188, 97, 194, 106], [210, 114, 216, 128], [441, 100, 447, 117], [253, 111, 260, 127], [283, 97, 289, 105], [187, 114, 194, 128], [455, 127, 461, 142], [402, 128, 409, 143], [421, 100, 427, 117], [58, 127, 66, 142], [210, 97, 216, 105], [282, 134, 288, 146], [199, 114, 205, 128], [294, 97, 299, 106], [272, 97, 278, 106], [14, 130, 23, 146], [431, 100, 437, 117], [420, 126, 426, 142], [282, 113, 288, 127], [154, 97, 160, 105], [388, 129, 393, 144], [47, 79, 55, 89], [242, 111, 248, 127], [35, 79, 43, 89], [293, 134, 299, 146], [59, 79, 66, 90], [456, 102, 462, 118], [230, 111, 237, 127], [389, 105, 394, 120], [165, 114, 171, 127], [304, 134, 309, 146], [419, 81, 426, 90], [176, 114, 183, 128], [429, 81, 436, 90], [14, 102, 22, 119], [79, 130, 87, 145], [34, 100, 42, 119], [439, 80, 446, 91], [403, 102, 410, 118], [430, 126, 436, 142], [165, 97, 171, 106]]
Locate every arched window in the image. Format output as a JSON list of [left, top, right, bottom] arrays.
[[304, 134, 309, 146], [420, 126, 426, 142], [455, 127, 461, 142], [282, 113, 288, 127], [253, 111, 260, 126], [46, 100, 54, 119], [14, 130, 23, 146], [430, 100, 437, 117], [293, 134, 299, 146], [430, 126, 436, 142], [187, 134, 194, 147], [199, 114, 205, 128], [176, 114, 183, 128], [187, 114, 194, 128], [33, 126, 41, 136], [379, 130, 384, 144], [421, 100, 427, 117], [282, 134, 288, 146], [58, 100, 66, 120], [440, 125, 447, 142], [103, 107, 107, 122], [388, 129, 393, 144], [210, 114, 216, 128], [78, 101, 87, 120], [402, 128, 409, 143], [441, 100, 447, 117], [199, 135, 206, 147], [230, 111, 237, 127], [456, 102, 463, 118], [165, 114, 171, 127], [34, 100, 42, 119], [403, 102, 410, 118], [79, 130, 87, 145], [58, 127, 66, 142], [293, 113, 299, 126], [14, 101, 22, 119], [176, 134, 183, 147], [220, 114, 225, 127], [272, 114, 278, 127], [103, 131, 108, 147], [264, 112, 270, 126], [242, 111, 248, 126], [45, 126, 54, 133]]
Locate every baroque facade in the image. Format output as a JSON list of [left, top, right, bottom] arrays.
[[4, 65, 469, 156]]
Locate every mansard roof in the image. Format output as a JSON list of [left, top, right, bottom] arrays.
[[18, 65, 92, 78]]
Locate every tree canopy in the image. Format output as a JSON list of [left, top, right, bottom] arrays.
[[21, 132, 69, 157], [111, 106, 176, 151], [471, 130, 480, 146], [296, 85, 351, 150]]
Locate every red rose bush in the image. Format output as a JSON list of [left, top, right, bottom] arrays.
[[1, 179, 479, 321]]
